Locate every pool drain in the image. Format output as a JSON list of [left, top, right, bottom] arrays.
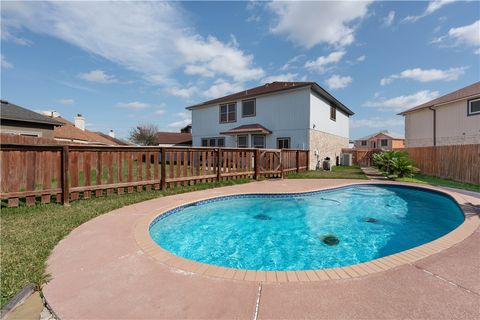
[[254, 214, 272, 221], [320, 234, 340, 246], [364, 217, 378, 223]]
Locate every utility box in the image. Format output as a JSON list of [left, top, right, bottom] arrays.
[[341, 153, 352, 166]]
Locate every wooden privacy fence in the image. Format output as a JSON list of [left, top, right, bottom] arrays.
[[402, 144, 480, 185], [341, 148, 381, 167], [0, 144, 309, 207]]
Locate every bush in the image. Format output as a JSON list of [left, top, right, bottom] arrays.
[[373, 150, 419, 179]]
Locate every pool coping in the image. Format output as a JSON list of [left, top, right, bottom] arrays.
[[134, 181, 480, 283]]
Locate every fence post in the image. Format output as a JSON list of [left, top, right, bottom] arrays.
[[61, 145, 70, 205], [254, 149, 260, 180], [306, 150, 310, 171], [216, 148, 222, 181], [296, 150, 300, 173], [280, 150, 284, 178], [160, 148, 166, 190]]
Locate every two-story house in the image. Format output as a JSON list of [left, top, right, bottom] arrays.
[[186, 81, 354, 169], [354, 130, 404, 150], [399, 81, 480, 147]]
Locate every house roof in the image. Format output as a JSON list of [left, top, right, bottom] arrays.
[[156, 132, 192, 145], [53, 117, 118, 145], [186, 81, 354, 116], [399, 81, 480, 115], [220, 123, 272, 135], [356, 130, 404, 141], [94, 132, 132, 146], [0, 100, 64, 126]]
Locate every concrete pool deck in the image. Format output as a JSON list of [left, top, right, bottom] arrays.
[[43, 179, 480, 319]]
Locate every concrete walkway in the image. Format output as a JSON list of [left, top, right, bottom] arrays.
[[43, 180, 480, 319], [361, 166, 388, 180]]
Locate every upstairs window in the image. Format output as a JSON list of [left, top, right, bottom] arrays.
[[380, 139, 388, 147], [330, 105, 336, 121], [468, 98, 480, 116], [242, 99, 256, 117], [361, 140, 367, 146], [220, 103, 236, 123], [277, 137, 290, 149], [237, 135, 248, 148]]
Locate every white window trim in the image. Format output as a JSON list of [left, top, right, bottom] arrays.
[[251, 134, 266, 148], [468, 97, 480, 116]]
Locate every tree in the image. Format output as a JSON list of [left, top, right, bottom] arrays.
[[129, 123, 159, 146]]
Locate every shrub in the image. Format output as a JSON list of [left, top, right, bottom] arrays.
[[373, 150, 419, 179]]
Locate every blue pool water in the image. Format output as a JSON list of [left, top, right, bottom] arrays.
[[149, 185, 464, 270]]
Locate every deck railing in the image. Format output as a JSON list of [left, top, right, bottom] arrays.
[[0, 144, 309, 207]]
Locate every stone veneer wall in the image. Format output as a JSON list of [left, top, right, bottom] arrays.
[[308, 129, 349, 170]]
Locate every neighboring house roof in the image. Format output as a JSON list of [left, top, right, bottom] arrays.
[[53, 117, 117, 145], [356, 130, 404, 141], [0, 100, 64, 126], [399, 81, 480, 115], [186, 81, 354, 116], [95, 132, 132, 146], [156, 132, 192, 145], [220, 123, 272, 135]]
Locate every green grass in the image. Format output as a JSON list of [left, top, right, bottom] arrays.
[[396, 174, 480, 193], [0, 178, 251, 308], [286, 166, 368, 180]]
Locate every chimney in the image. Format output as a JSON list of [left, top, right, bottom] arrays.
[[109, 130, 115, 138], [74, 114, 85, 131]]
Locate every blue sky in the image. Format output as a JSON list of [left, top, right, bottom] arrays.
[[1, 1, 479, 140]]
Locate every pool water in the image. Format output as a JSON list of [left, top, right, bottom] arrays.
[[149, 185, 464, 271]]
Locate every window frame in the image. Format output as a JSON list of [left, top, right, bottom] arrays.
[[467, 97, 480, 116], [360, 140, 367, 146], [241, 99, 256, 118], [219, 102, 237, 123], [201, 137, 225, 147], [380, 139, 388, 147], [237, 135, 248, 148], [277, 137, 291, 149], [251, 134, 266, 149], [330, 105, 337, 121]]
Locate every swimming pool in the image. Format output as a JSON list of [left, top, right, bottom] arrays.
[[149, 185, 464, 271]]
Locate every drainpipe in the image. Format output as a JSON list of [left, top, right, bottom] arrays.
[[429, 106, 436, 146]]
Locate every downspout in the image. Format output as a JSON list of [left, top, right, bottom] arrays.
[[429, 106, 436, 146]]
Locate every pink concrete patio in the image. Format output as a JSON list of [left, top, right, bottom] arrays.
[[43, 180, 480, 319]]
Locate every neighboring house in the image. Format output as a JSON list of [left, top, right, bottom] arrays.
[[354, 130, 405, 150], [95, 130, 132, 146], [52, 114, 120, 145], [0, 100, 64, 138], [156, 125, 193, 147], [186, 81, 354, 169], [399, 82, 480, 147]]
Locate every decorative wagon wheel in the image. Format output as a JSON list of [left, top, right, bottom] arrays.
[[259, 151, 282, 172]]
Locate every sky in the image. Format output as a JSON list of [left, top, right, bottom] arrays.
[[1, 1, 479, 140]]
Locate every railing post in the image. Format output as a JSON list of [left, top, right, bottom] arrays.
[[160, 148, 166, 190], [254, 149, 260, 180], [296, 150, 300, 173], [61, 145, 70, 205], [216, 148, 222, 181]]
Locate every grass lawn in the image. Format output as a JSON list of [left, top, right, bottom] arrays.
[[0, 178, 251, 308], [397, 174, 480, 193], [286, 166, 368, 180]]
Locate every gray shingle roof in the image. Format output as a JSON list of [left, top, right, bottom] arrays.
[[0, 100, 64, 126]]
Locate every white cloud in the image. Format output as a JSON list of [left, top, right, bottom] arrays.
[[168, 112, 191, 129], [380, 67, 466, 85], [116, 101, 150, 110], [1, 2, 263, 86], [176, 35, 264, 82], [58, 98, 74, 105], [261, 73, 302, 84], [447, 20, 480, 47], [280, 54, 306, 71], [325, 74, 353, 89], [304, 51, 346, 73], [202, 79, 244, 99], [1, 55, 13, 69], [1, 30, 32, 46], [351, 117, 404, 129], [357, 55, 366, 62], [165, 86, 198, 99], [364, 90, 440, 112], [403, 0, 456, 23], [78, 70, 117, 83], [154, 109, 166, 116], [382, 11, 395, 27], [268, 1, 372, 48]]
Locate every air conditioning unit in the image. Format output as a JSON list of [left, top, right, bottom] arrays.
[[341, 153, 352, 166]]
